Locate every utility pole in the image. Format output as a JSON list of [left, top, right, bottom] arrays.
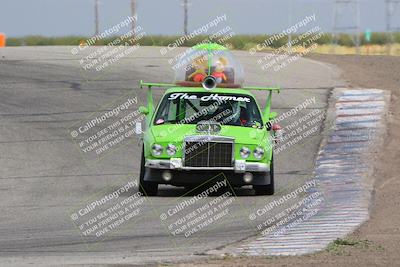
[[332, 0, 360, 54], [183, 0, 189, 36], [386, 0, 400, 55], [130, 0, 136, 40], [331, 2, 338, 53], [356, 0, 360, 53], [94, 0, 99, 36], [288, 0, 293, 50]]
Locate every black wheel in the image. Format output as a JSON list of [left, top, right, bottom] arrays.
[[138, 148, 158, 196], [254, 154, 274, 196]]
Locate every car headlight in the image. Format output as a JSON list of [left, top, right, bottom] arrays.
[[253, 147, 264, 159], [151, 144, 163, 156], [240, 146, 250, 158], [166, 144, 177, 156]]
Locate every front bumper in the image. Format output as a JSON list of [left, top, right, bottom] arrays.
[[145, 158, 269, 172], [144, 158, 271, 187], [143, 168, 270, 186]]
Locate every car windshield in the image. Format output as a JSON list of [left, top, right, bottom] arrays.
[[153, 92, 263, 128]]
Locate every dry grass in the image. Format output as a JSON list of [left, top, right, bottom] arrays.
[[314, 44, 400, 56], [262, 44, 400, 56]]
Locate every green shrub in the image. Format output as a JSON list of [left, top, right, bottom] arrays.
[[4, 33, 400, 48]]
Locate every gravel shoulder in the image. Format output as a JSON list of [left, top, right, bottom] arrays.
[[173, 54, 400, 267]]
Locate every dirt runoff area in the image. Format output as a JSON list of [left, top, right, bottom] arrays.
[[168, 55, 400, 267]]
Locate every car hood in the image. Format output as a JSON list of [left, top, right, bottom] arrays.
[[150, 124, 267, 145]]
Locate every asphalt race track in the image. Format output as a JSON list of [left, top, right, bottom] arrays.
[[0, 46, 344, 266]]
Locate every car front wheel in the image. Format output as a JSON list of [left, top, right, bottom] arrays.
[[254, 154, 274, 196], [138, 148, 158, 196]]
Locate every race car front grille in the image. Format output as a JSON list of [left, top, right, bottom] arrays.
[[184, 138, 233, 168]]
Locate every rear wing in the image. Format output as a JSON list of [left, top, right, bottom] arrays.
[[139, 80, 280, 122], [140, 81, 280, 92], [242, 86, 280, 121], [140, 81, 176, 89], [139, 81, 176, 120]]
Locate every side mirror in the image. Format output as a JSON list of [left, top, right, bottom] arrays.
[[265, 112, 278, 131], [139, 106, 149, 115], [269, 112, 277, 120], [266, 122, 272, 131], [135, 122, 143, 135]]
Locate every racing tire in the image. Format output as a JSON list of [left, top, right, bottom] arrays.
[[254, 154, 274, 196], [138, 148, 158, 196]]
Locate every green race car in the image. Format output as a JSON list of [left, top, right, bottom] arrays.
[[136, 43, 280, 196]]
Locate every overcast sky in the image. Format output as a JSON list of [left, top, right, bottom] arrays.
[[0, 0, 397, 37]]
